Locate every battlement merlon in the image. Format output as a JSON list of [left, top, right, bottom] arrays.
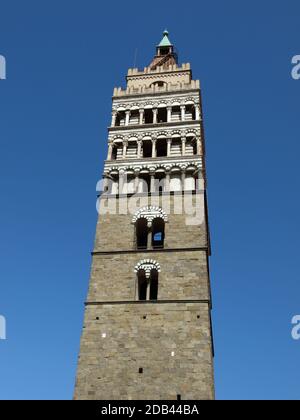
[[127, 62, 191, 77], [113, 64, 199, 98], [115, 63, 194, 94]]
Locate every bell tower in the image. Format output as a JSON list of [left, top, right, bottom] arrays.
[[74, 31, 215, 400]]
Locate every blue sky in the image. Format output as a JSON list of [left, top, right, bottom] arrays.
[[0, 0, 299, 400]]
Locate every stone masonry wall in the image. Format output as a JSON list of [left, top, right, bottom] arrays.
[[74, 302, 214, 400], [95, 192, 208, 252], [87, 250, 209, 302]]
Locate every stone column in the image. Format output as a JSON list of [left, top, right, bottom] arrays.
[[147, 224, 152, 251], [167, 106, 172, 122], [153, 108, 158, 124], [196, 170, 204, 190], [195, 104, 200, 120], [119, 170, 125, 195], [150, 173, 155, 193], [181, 136, 186, 156], [165, 170, 171, 192], [107, 142, 113, 160], [181, 169, 186, 192], [134, 170, 140, 192], [122, 140, 128, 158], [111, 111, 117, 127], [167, 138, 172, 157], [146, 279, 151, 300], [151, 138, 157, 158], [139, 109, 144, 125], [125, 110, 130, 126], [137, 140, 142, 158], [197, 138, 202, 155], [180, 105, 186, 121]]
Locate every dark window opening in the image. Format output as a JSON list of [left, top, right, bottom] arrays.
[[138, 271, 147, 301], [129, 110, 139, 124], [139, 368, 143, 374], [157, 108, 167, 123], [154, 173, 165, 193], [140, 174, 151, 193], [142, 140, 152, 158], [192, 139, 197, 155], [172, 106, 181, 121], [151, 81, 166, 88], [149, 270, 158, 300], [185, 104, 196, 120], [156, 139, 167, 157], [152, 218, 165, 248], [159, 47, 170, 56], [115, 111, 125, 126], [111, 144, 118, 160], [136, 218, 148, 249], [144, 109, 153, 124]]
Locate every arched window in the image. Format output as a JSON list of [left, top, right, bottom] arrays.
[[149, 269, 158, 300], [135, 260, 160, 301], [115, 111, 126, 126], [138, 270, 147, 300], [133, 207, 168, 250], [136, 218, 148, 249], [111, 144, 118, 160], [152, 218, 165, 248], [156, 138, 167, 156]]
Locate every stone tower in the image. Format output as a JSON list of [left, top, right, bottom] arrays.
[[74, 31, 214, 400]]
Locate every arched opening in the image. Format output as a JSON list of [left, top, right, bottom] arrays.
[[156, 138, 167, 157], [171, 105, 181, 122], [185, 104, 196, 120], [139, 174, 151, 193], [149, 269, 158, 300], [111, 144, 118, 160], [129, 110, 139, 125], [185, 137, 197, 156], [154, 172, 165, 193], [170, 172, 182, 192], [152, 218, 165, 248], [115, 111, 126, 126], [142, 140, 152, 158], [157, 107, 167, 123], [126, 141, 137, 158], [136, 218, 148, 249], [170, 138, 182, 156], [144, 109, 153, 124], [138, 270, 147, 301]]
